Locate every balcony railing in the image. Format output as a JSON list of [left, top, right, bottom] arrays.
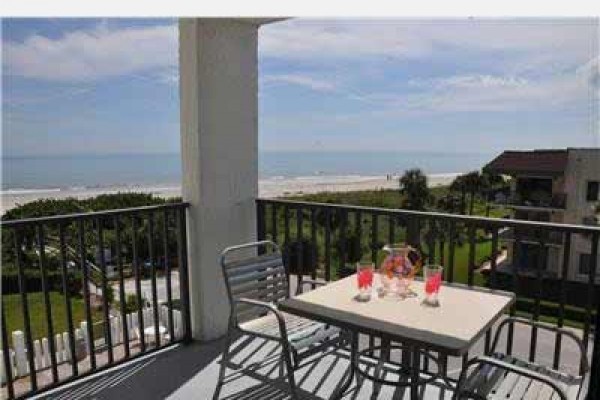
[[1, 203, 191, 400], [256, 198, 599, 395], [495, 192, 568, 210], [2, 198, 598, 398]]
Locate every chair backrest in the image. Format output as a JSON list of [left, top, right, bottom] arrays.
[[220, 241, 290, 322]]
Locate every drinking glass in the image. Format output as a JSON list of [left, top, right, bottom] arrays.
[[423, 265, 444, 307], [356, 262, 374, 301]]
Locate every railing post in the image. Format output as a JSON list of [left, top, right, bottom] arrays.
[[115, 215, 130, 358], [132, 215, 146, 352], [271, 202, 278, 244], [1, 307, 14, 399], [13, 228, 37, 391], [256, 200, 266, 242], [38, 223, 59, 382], [256, 200, 266, 257], [296, 207, 304, 288], [590, 293, 600, 398], [162, 209, 175, 343], [177, 206, 192, 343], [406, 217, 420, 248], [78, 220, 96, 371], [584, 232, 599, 377], [59, 222, 78, 377], [96, 218, 113, 365], [148, 212, 161, 347], [310, 208, 318, 281], [324, 208, 332, 282]]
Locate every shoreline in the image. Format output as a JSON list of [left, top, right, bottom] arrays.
[[1, 173, 459, 215]]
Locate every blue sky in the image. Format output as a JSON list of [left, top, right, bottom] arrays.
[[2, 18, 599, 156]]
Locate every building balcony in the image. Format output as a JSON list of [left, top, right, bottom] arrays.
[[2, 200, 598, 399], [583, 215, 600, 227], [498, 227, 564, 247], [493, 192, 567, 211]]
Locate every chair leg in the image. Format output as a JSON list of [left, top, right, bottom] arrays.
[[451, 366, 469, 400], [281, 340, 300, 400], [213, 328, 234, 400]]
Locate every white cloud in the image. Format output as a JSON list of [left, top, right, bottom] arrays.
[[3, 87, 94, 107], [258, 19, 598, 117], [4, 23, 177, 81], [260, 18, 597, 67], [262, 74, 336, 92], [408, 75, 528, 90], [260, 21, 432, 60], [323, 61, 596, 116], [5, 18, 596, 84]]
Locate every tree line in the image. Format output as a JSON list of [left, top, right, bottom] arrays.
[[399, 168, 506, 215]]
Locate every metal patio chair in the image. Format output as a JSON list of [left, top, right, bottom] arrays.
[[454, 317, 590, 400], [214, 240, 342, 400]]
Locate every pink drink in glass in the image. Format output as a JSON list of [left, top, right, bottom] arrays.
[[423, 265, 443, 307], [356, 262, 374, 301]]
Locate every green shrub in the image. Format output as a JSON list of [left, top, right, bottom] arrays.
[[118, 293, 146, 313], [2, 268, 83, 296]]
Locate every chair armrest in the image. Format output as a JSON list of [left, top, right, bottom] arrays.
[[233, 298, 288, 337], [455, 356, 569, 400], [491, 317, 590, 373], [233, 298, 284, 321]]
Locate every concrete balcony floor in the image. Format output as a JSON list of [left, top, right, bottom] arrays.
[[35, 320, 589, 400]]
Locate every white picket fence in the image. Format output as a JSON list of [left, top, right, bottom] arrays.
[[0, 305, 184, 384]]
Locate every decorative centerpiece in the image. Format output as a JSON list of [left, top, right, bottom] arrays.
[[379, 244, 422, 298]]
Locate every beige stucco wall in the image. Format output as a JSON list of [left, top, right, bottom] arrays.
[[564, 149, 600, 281]]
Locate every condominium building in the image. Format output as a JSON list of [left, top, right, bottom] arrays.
[[485, 148, 600, 282]]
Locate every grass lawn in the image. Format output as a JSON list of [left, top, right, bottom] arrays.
[[3, 291, 104, 346], [443, 240, 491, 286]]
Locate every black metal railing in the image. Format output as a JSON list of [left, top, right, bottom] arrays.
[[495, 192, 568, 209], [1, 203, 191, 399], [256, 198, 599, 394]]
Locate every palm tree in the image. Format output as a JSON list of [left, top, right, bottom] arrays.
[[463, 171, 483, 215], [437, 193, 461, 214], [481, 170, 504, 189], [479, 170, 504, 216], [450, 171, 491, 215], [399, 168, 430, 211], [449, 175, 468, 214]]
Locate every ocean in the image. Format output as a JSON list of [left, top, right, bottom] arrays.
[[2, 151, 493, 192]]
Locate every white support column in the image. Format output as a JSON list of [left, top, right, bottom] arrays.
[[179, 18, 261, 340]]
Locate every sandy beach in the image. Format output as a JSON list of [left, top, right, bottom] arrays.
[[1, 173, 459, 215]]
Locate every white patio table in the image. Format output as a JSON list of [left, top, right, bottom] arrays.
[[278, 273, 515, 400]]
